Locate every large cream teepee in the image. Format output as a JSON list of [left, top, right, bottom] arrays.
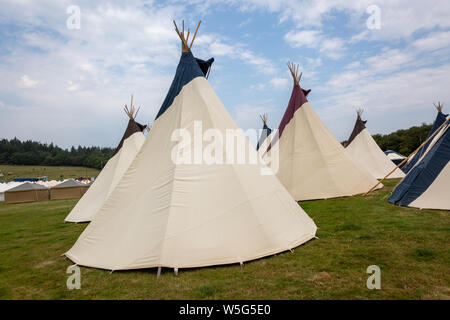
[[263, 63, 381, 201], [345, 109, 405, 179], [65, 21, 316, 271], [64, 97, 147, 222]]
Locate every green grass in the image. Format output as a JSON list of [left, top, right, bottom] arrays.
[[0, 165, 99, 182], [0, 179, 448, 299]]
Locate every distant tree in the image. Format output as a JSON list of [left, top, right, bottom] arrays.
[[371, 123, 432, 155], [0, 138, 114, 169]]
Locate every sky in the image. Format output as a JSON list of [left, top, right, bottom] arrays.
[[0, 0, 449, 149]]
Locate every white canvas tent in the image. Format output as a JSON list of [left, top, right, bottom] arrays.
[[64, 97, 147, 222], [36, 180, 64, 188], [385, 150, 406, 165], [401, 103, 448, 174], [389, 118, 449, 210], [65, 21, 317, 272], [262, 63, 381, 201], [345, 109, 405, 179]]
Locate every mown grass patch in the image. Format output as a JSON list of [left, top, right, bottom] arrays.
[[0, 178, 448, 299]]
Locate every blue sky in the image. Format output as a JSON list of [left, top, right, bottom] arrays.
[[0, 0, 449, 148]]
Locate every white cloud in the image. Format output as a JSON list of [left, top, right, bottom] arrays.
[[270, 77, 288, 88], [239, 50, 276, 74], [249, 77, 289, 92], [196, 34, 276, 74], [316, 60, 450, 140], [17, 75, 40, 88], [67, 80, 79, 92], [412, 31, 450, 52], [209, 41, 236, 56], [319, 38, 346, 59], [284, 30, 346, 59], [365, 49, 415, 74], [226, 0, 450, 40], [249, 83, 266, 91], [284, 30, 320, 48]]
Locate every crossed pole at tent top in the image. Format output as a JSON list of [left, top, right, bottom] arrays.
[[173, 20, 201, 52]]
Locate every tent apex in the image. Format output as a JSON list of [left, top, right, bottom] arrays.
[[124, 94, 140, 120], [260, 113, 268, 126], [356, 107, 364, 120], [433, 101, 444, 113], [287, 61, 302, 86], [173, 20, 201, 53]]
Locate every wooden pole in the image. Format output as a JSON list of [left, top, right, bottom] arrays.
[[173, 20, 189, 50], [190, 20, 201, 48], [134, 106, 140, 119], [364, 117, 449, 195], [185, 29, 190, 44]]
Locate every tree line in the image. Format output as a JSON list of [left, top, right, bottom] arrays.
[[0, 122, 434, 170], [341, 123, 433, 155], [371, 123, 432, 156], [0, 138, 114, 170]]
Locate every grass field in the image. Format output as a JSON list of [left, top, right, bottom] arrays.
[[0, 165, 100, 182], [0, 179, 448, 299]]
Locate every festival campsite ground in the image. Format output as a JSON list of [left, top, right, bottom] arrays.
[[0, 165, 99, 182], [0, 178, 448, 299]]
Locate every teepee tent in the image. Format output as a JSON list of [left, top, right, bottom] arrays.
[[345, 109, 405, 179], [401, 103, 448, 174], [385, 150, 406, 165], [389, 118, 449, 210], [65, 21, 316, 272], [4, 182, 49, 204], [50, 179, 90, 200], [256, 114, 272, 151], [263, 63, 381, 201], [64, 97, 147, 222]]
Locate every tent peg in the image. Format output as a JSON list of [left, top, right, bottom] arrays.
[[157, 267, 161, 279]]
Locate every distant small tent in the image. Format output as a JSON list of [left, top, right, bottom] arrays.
[[389, 119, 449, 210], [345, 109, 405, 179], [384, 150, 406, 165], [402, 103, 448, 174], [37, 180, 62, 188], [64, 96, 147, 222], [4, 182, 49, 204], [50, 179, 89, 200], [256, 114, 272, 151]]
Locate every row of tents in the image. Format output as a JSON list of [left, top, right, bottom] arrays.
[[59, 20, 448, 274], [1, 179, 90, 204], [257, 95, 448, 210]]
